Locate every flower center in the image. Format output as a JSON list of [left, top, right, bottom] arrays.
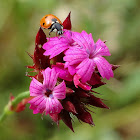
[[87, 49, 94, 59], [86, 44, 96, 59], [45, 88, 52, 97]]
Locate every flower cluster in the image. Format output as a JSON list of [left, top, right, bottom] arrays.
[[27, 12, 118, 132]]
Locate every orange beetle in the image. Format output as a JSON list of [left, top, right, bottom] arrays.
[[40, 14, 63, 35]]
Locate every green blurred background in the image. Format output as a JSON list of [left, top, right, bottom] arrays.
[[0, 0, 140, 140]]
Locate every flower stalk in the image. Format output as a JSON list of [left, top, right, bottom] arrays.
[[0, 91, 30, 123], [11, 91, 30, 108]]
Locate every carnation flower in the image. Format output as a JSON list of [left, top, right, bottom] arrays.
[[29, 68, 66, 115], [64, 31, 114, 83]]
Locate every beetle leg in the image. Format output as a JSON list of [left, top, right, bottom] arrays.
[[49, 24, 56, 35]]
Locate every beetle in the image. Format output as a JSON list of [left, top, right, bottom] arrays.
[[40, 14, 63, 35]]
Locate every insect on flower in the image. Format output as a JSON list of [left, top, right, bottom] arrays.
[[40, 14, 63, 35], [26, 12, 119, 132]]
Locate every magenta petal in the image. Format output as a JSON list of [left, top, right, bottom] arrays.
[[43, 37, 69, 59], [42, 68, 58, 90], [76, 58, 96, 83], [29, 104, 40, 114], [29, 95, 45, 114], [45, 98, 51, 115], [89, 33, 95, 45], [67, 64, 77, 75], [81, 31, 94, 48], [45, 98, 63, 115], [43, 30, 73, 59], [29, 104, 37, 112], [52, 63, 73, 81], [73, 74, 91, 90], [28, 95, 43, 104], [64, 47, 88, 65], [31, 96, 44, 106], [94, 39, 111, 56], [72, 31, 88, 49], [44, 45, 68, 59], [36, 98, 46, 114], [72, 31, 95, 54], [53, 81, 66, 99], [49, 68, 59, 90], [94, 56, 114, 80], [33, 108, 40, 114], [62, 29, 73, 43], [29, 78, 44, 96], [42, 68, 51, 88]]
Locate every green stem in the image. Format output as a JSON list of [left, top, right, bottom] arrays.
[[12, 91, 30, 107], [0, 111, 7, 123], [0, 91, 30, 123]]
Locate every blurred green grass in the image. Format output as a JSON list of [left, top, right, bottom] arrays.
[[0, 0, 140, 140]]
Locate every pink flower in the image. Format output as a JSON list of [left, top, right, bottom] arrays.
[[64, 31, 114, 82], [29, 68, 66, 115], [43, 30, 75, 59]]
